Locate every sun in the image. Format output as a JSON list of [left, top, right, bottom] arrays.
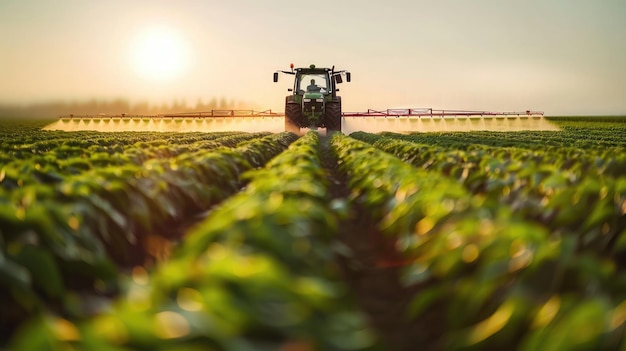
[[130, 27, 191, 81]]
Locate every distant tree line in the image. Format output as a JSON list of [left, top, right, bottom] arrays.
[[0, 98, 255, 119]]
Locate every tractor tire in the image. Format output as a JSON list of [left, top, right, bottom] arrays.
[[325, 97, 342, 133], [285, 102, 302, 134]]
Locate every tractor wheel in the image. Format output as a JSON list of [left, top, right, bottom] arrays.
[[285, 102, 302, 134], [325, 97, 342, 133]]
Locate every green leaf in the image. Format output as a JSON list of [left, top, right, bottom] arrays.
[[12, 245, 65, 298]]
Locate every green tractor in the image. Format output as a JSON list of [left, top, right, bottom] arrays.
[[273, 64, 351, 133]]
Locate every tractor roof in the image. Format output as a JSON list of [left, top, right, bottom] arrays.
[[295, 67, 330, 75], [276, 64, 344, 76]]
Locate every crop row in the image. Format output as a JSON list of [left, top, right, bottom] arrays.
[[0, 131, 270, 169], [0, 128, 241, 150], [375, 121, 626, 149], [357, 131, 626, 179], [0, 132, 270, 187], [350, 132, 626, 255], [330, 133, 626, 350], [0, 132, 298, 339], [10, 132, 379, 351], [0, 130, 223, 155]]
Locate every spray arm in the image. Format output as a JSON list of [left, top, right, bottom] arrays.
[[273, 70, 295, 83]]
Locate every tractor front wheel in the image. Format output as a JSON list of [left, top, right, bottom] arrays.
[[285, 102, 302, 134], [325, 98, 342, 133]]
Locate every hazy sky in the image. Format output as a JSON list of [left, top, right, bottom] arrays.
[[1, 0, 625, 115]]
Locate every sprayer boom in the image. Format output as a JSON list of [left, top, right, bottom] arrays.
[[58, 108, 543, 121], [342, 108, 544, 118], [59, 110, 281, 120]]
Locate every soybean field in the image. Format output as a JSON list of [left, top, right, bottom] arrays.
[[1, 117, 626, 350]]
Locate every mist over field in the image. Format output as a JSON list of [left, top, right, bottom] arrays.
[[0, 98, 255, 119]]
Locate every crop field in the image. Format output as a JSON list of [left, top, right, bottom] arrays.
[[1, 117, 626, 350]]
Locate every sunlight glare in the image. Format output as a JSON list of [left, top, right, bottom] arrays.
[[130, 27, 191, 81]]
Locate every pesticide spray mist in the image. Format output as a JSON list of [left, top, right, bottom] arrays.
[[44, 117, 285, 133], [342, 116, 559, 134], [44, 116, 559, 134]]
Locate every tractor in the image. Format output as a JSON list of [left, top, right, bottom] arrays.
[[273, 64, 351, 133]]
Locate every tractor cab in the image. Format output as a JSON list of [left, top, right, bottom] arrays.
[[297, 73, 330, 95]]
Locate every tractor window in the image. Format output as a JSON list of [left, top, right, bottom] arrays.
[[299, 74, 329, 94]]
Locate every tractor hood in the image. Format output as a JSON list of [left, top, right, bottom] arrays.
[[303, 92, 324, 100]]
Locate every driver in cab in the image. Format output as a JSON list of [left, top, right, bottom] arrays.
[[307, 79, 322, 92]]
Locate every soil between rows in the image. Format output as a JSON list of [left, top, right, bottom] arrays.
[[320, 136, 440, 351], [121, 136, 435, 350], [126, 135, 438, 350]]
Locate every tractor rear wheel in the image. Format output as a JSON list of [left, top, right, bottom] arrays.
[[325, 97, 342, 133], [285, 102, 302, 134]]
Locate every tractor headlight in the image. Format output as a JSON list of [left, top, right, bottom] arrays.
[[315, 98, 324, 102], [303, 98, 311, 102]]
